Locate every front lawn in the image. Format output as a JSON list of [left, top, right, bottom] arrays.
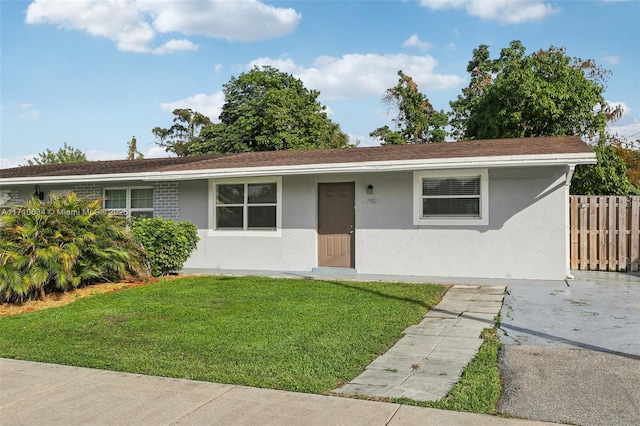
[[0, 276, 444, 393]]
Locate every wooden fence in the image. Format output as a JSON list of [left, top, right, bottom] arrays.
[[570, 196, 640, 271]]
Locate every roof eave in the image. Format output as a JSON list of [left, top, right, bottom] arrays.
[[0, 152, 597, 185]]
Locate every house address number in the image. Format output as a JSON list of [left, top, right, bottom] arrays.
[[367, 198, 377, 204]]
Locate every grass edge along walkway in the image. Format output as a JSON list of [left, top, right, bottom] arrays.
[[390, 316, 503, 414]]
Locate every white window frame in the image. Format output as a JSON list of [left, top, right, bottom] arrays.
[[208, 176, 282, 237], [413, 169, 489, 226], [103, 187, 154, 218]]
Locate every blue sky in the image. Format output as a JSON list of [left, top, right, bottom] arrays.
[[1, 0, 639, 168]]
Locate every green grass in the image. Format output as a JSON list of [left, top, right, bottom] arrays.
[[392, 317, 503, 414], [0, 276, 444, 394]]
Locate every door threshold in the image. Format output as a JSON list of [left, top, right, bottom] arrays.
[[312, 267, 357, 275]]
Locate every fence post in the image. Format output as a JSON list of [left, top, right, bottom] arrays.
[[631, 197, 640, 271], [579, 196, 588, 270], [570, 197, 579, 270]]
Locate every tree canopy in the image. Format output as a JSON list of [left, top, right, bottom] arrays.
[[196, 66, 348, 154], [370, 71, 447, 144], [448, 40, 633, 195], [154, 66, 349, 156], [571, 143, 637, 195], [449, 40, 621, 141], [26, 142, 86, 165], [616, 145, 640, 187], [152, 109, 212, 157]]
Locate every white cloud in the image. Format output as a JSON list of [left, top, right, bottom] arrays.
[[26, 0, 157, 53], [603, 55, 621, 65], [248, 53, 465, 99], [608, 119, 640, 144], [18, 110, 40, 120], [152, 39, 197, 55], [420, 0, 558, 24], [160, 92, 226, 120], [85, 146, 175, 161], [0, 144, 175, 169], [0, 155, 33, 169], [25, 0, 301, 54], [606, 100, 630, 117], [85, 150, 129, 162], [602, 100, 639, 144], [403, 34, 431, 51], [348, 133, 381, 148], [214, 64, 223, 73], [141, 0, 301, 42], [5, 102, 40, 120], [145, 146, 175, 158]]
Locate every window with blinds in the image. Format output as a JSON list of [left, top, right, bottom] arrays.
[[413, 169, 488, 226], [422, 177, 481, 217]]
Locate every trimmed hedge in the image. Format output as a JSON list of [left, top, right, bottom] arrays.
[[130, 217, 199, 276]]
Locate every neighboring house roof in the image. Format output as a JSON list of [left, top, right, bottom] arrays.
[[1, 136, 596, 184]]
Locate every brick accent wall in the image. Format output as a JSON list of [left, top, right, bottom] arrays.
[[74, 183, 102, 199], [153, 181, 179, 220], [9, 190, 21, 201], [0, 189, 22, 206]]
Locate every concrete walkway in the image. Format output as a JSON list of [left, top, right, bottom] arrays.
[[334, 285, 505, 401], [0, 358, 554, 425]]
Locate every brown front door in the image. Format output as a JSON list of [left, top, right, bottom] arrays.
[[318, 182, 355, 268]]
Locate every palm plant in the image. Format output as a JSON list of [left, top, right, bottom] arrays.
[[0, 193, 149, 303]]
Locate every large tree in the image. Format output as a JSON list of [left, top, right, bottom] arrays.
[[370, 71, 447, 144], [449, 40, 633, 195], [26, 142, 86, 165], [152, 108, 212, 157], [449, 40, 622, 141], [189, 66, 348, 155]]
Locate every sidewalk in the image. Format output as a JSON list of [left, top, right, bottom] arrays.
[[0, 358, 555, 425], [334, 285, 505, 401]]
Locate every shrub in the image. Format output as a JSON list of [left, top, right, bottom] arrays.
[[0, 193, 149, 303], [130, 217, 199, 276]]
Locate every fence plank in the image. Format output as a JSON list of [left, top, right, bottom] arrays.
[[589, 196, 599, 270], [629, 197, 640, 272], [570, 197, 579, 270], [608, 196, 617, 271], [598, 197, 616, 271], [618, 197, 628, 271], [579, 196, 588, 270]]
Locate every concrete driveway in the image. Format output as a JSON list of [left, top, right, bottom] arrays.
[[498, 271, 640, 426], [500, 271, 640, 355]]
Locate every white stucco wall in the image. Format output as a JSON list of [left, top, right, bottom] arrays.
[[181, 176, 319, 271], [355, 167, 568, 280], [181, 166, 569, 280]]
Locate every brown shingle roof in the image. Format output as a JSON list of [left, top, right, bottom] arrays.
[[0, 136, 593, 179]]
